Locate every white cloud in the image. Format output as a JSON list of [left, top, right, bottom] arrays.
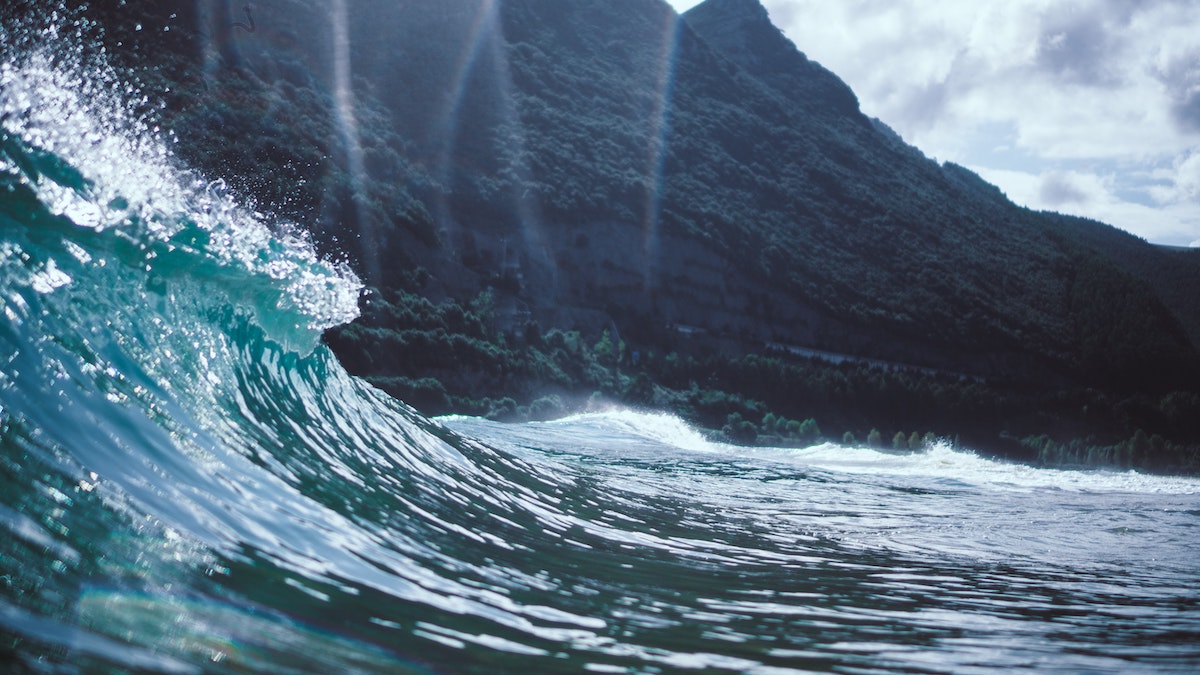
[[1165, 151, 1200, 202], [762, 0, 1192, 158]]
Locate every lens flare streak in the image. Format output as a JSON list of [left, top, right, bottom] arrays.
[[641, 11, 682, 291], [328, 0, 377, 282]]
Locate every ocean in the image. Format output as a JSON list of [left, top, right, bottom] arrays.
[[2, 14, 1199, 675]]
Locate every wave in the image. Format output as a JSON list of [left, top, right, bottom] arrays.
[[448, 409, 1200, 495], [0, 16, 520, 671], [3, 11, 1199, 674], [771, 440, 1200, 494], [0, 24, 764, 671]]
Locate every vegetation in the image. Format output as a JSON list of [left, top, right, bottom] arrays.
[[54, 0, 1200, 473], [328, 282, 1200, 474]]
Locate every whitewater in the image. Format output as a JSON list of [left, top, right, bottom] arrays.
[[2, 15, 1199, 675]]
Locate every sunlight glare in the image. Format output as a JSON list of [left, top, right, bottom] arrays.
[[641, 12, 682, 291], [438, 0, 552, 295], [330, 0, 377, 282]]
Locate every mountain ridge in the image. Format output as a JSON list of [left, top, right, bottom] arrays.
[[42, 0, 1200, 467], [683, 0, 862, 118], [687, 0, 1200, 366]]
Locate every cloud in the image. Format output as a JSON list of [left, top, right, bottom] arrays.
[[1038, 172, 1091, 207], [1178, 152, 1200, 200], [1149, 151, 1200, 204], [1035, 6, 1121, 86], [1155, 50, 1200, 133], [1176, 92, 1200, 133], [1143, 3, 1200, 134]]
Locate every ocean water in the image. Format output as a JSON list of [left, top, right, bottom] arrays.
[[3, 16, 1200, 675]]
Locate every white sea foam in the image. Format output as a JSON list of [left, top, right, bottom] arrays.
[[549, 408, 730, 455], [763, 439, 1200, 494], [512, 409, 1200, 495]]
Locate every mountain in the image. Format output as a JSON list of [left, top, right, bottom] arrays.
[[683, 0, 861, 118], [680, 0, 1200, 380], [31, 0, 1200, 467]]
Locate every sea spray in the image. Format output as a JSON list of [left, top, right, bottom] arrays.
[[1, 8, 361, 351]]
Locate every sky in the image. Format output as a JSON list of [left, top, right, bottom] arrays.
[[665, 0, 1200, 247]]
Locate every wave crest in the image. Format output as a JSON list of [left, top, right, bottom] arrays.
[[0, 26, 360, 354]]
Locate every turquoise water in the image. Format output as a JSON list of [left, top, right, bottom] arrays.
[[3, 16, 1200, 675]]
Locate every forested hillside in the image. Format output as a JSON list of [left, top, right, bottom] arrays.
[[50, 0, 1200, 470]]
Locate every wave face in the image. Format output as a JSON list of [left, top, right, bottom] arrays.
[[3, 15, 1200, 675]]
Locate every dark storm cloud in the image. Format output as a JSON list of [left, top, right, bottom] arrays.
[[1176, 91, 1200, 133], [1155, 50, 1200, 133], [1039, 173, 1090, 206], [892, 78, 952, 133], [1035, 8, 1122, 87], [885, 47, 978, 136]]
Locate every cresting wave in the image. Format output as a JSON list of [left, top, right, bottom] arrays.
[[0, 17, 361, 350], [3, 13, 1200, 675]]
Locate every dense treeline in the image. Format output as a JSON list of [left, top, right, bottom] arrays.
[[75, 0, 1200, 392], [328, 285, 1200, 474]]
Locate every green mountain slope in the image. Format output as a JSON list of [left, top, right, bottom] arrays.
[[42, 0, 1200, 467], [681, 0, 1199, 389]]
